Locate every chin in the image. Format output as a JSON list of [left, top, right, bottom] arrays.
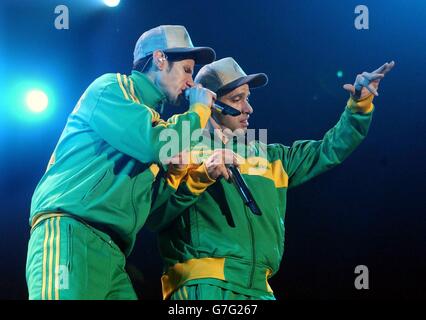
[[170, 94, 184, 106], [233, 128, 247, 137]]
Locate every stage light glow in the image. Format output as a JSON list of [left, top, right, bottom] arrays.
[[7, 80, 56, 123], [25, 90, 49, 113], [103, 0, 120, 7], [337, 70, 344, 78]]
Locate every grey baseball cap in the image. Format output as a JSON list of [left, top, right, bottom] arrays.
[[194, 57, 268, 96], [133, 25, 216, 65]]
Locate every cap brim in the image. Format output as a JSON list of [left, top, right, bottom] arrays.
[[217, 73, 268, 96], [164, 47, 216, 65]]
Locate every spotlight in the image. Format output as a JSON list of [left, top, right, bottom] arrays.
[[336, 70, 344, 78], [103, 0, 120, 7], [26, 89, 49, 113]]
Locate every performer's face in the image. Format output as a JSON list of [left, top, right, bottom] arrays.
[[158, 59, 195, 105], [215, 84, 253, 134]]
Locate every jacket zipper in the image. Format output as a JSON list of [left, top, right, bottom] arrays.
[[245, 206, 256, 288], [67, 224, 72, 272]]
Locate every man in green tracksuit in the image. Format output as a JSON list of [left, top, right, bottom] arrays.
[[149, 57, 395, 300], [25, 25, 218, 300]]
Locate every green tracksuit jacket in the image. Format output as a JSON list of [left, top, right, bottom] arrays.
[[148, 95, 375, 299], [29, 70, 211, 256]]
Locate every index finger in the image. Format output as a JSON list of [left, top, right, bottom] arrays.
[[382, 60, 395, 75], [232, 156, 241, 167], [372, 61, 395, 75], [372, 62, 388, 74]]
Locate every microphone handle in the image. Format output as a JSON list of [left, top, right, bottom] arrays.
[[228, 166, 262, 215], [185, 89, 241, 117], [212, 101, 241, 117]]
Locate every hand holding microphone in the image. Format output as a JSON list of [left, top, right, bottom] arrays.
[[185, 84, 216, 109], [203, 149, 262, 215], [204, 149, 241, 181], [184, 86, 241, 116]]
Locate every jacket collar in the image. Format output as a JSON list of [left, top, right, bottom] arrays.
[[130, 70, 166, 110]]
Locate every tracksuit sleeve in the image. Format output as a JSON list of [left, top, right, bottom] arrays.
[[278, 94, 375, 188], [87, 82, 211, 164], [146, 163, 216, 231]]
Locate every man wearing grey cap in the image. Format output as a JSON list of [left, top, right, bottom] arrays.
[[26, 25, 219, 300], [150, 57, 394, 300]]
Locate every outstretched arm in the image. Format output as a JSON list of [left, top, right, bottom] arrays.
[[279, 61, 395, 188]]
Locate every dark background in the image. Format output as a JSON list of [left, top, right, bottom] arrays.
[[0, 0, 425, 300]]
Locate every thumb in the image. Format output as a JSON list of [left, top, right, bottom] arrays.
[[343, 84, 355, 95]]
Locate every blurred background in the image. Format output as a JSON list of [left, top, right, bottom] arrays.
[[0, 0, 425, 300]]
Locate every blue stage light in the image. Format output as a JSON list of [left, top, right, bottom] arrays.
[[6, 80, 55, 123], [25, 89, 49, 113], [103, 0, 120, 7]]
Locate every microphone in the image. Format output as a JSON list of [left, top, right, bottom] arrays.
[[212, 100, 241, 116], [228, 165, 262, 215], [184, 89, 241, 117]]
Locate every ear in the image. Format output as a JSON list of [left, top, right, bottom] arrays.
[[152, 50, 167, 70]]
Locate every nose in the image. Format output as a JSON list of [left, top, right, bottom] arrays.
[[242, 100, 253, 115], [185, 77, 195, 88]]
